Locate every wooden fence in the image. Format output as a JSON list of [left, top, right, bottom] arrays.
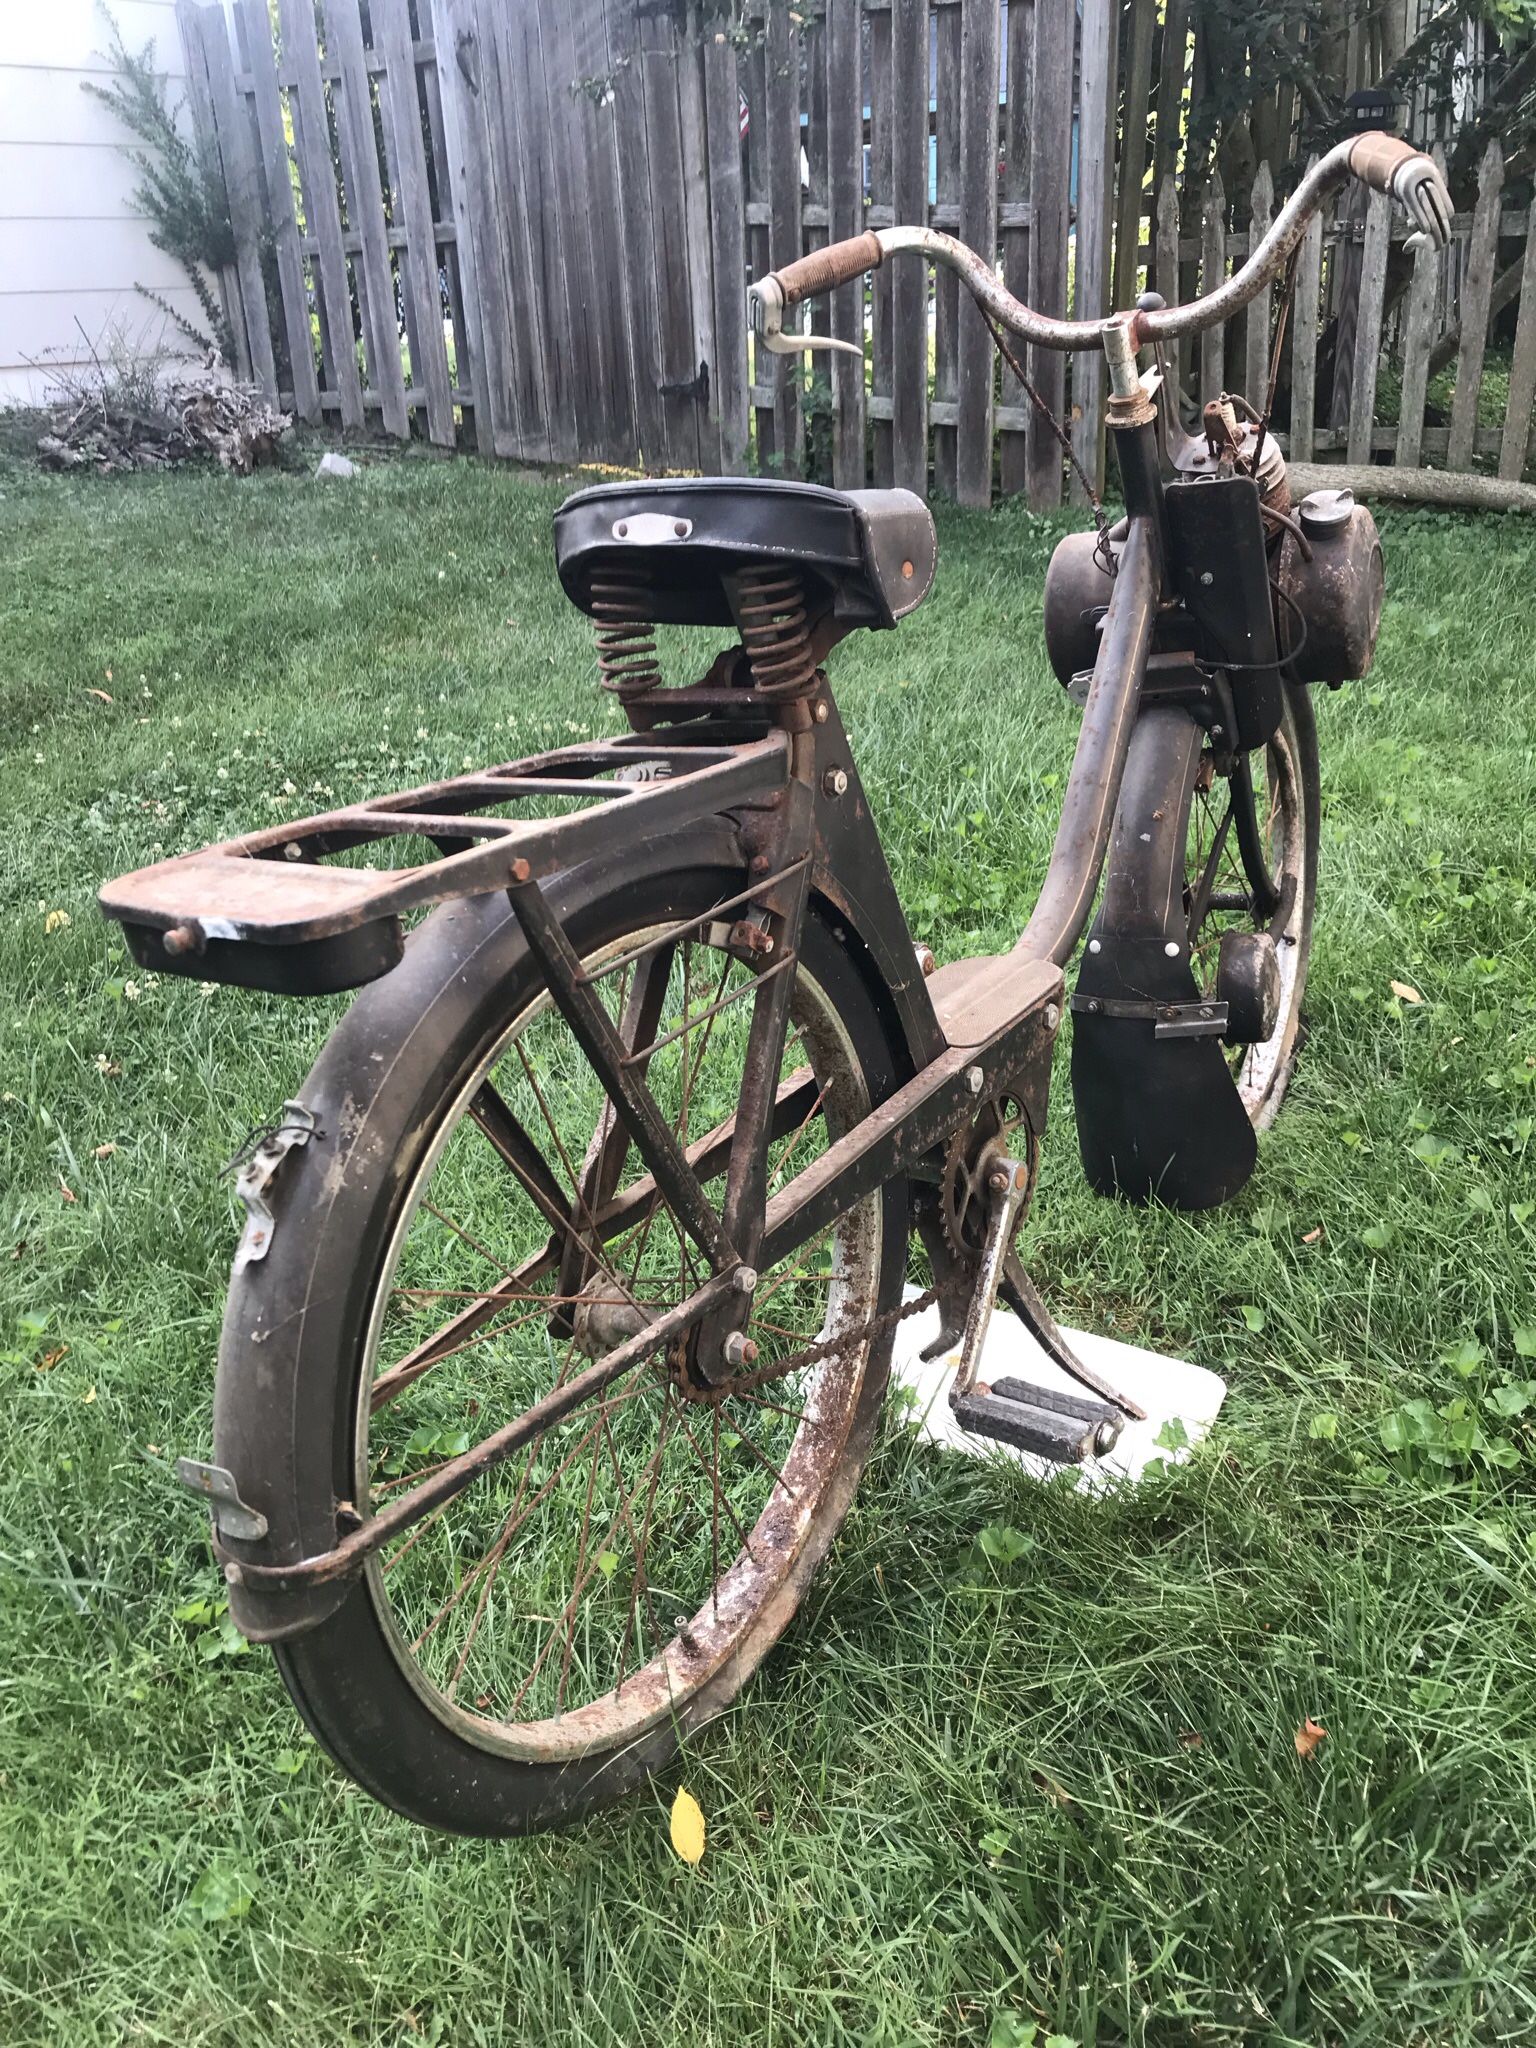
[[174, 0, 1536, 504]]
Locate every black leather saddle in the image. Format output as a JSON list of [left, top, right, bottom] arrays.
[[553, 477, 937, 632]]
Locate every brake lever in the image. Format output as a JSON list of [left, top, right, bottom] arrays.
[[748, 278, 862, 359], [1397, 155, 1453, 251]]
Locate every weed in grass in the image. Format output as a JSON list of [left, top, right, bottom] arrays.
[[0, 460, 1534, 2045]]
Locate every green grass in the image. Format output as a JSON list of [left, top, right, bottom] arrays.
[[2, 451, 1535, 2047]]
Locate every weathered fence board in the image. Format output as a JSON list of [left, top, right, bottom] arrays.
[[1028, 0, 1074, 506], [1447, 140, 1504, 473], [1199, 171, 1225, 402], [957, 0, 1000, 506], [173, 0, 1533, 495], [825, 0, 865, 489], [765, 0, 804, 475], [1394, 229, 1440, 471], [277, 0, 361, 427], [1345, 187, 1392, 466], [377, 0, 453, 445], [187, 0, 276, 396], [236, 0, 319, 423], [999, 0, 1034, 497], [1242, 160, 1274, 412], [1288, 175, 1323, 463], [1072, 0, 1116, 500], [1114, 0, 1157, 313], [891, 0, 929, 497], [704, 35, 749, 479], [325, 0, 408, 435], [932, 0, 962, 501], [1499, 206, 1536, 482]]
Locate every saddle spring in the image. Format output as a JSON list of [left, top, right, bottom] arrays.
[[729, 565, 820, 702], [590, 565, 663, 700]]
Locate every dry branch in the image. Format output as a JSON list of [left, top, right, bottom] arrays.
[[1287, 462, 1536, 513]]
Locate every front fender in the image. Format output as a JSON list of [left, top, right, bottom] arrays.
[[1070, 706, 1257, 1210]]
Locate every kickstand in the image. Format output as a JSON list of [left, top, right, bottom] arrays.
[[999, 1251, 1146, 1422]]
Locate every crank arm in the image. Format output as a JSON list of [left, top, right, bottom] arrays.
[[951, 1158, 1031, 1399]]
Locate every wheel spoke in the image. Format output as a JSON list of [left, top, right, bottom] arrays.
[[351, 905, 888, 1754]]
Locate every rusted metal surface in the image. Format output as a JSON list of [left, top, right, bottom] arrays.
[[220, 1269, 737, 1594], [752, 138, 1451, 362], [1276, 492, 1386, 686], [99, 733, 790, 950], [508, 875, 740, 1269], [759, 969, 1063, 1272], [1013, 516, 1158, 968]]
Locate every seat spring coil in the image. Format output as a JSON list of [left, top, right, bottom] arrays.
[[591, 567, 662, 700], [730, 565, 819, 702]]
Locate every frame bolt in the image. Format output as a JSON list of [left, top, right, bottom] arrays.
[[1164, 940, 1182, 957], [1200, 570, 1215, 586], [1044, 1003, 1060, 1032], [965, 1065, 984, 1095], [161, 920, 205, 958], [723, 1332, 759, 1369], [822, 766, 849, 799], [732, 1264, 758, 1295], [813, 699, 830, 723], [223, 1561, 244, 1587]]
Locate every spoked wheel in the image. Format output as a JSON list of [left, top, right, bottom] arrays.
[[1182, 684, 1319, 1129], [217, 863, 907, 1835]]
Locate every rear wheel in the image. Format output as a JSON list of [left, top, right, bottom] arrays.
[[217, 862, 908, 1834]]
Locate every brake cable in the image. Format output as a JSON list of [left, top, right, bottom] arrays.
[[980, 308, 1117, 576]]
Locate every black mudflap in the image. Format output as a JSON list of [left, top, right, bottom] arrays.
[[1070, 705, 1258, 1211]]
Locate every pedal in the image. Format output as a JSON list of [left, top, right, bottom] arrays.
[[952, 1378, 1123, 1464]]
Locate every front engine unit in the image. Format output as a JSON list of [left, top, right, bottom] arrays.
[[1275, 487, 1385, 687], [1042, 483, 1385, 697]]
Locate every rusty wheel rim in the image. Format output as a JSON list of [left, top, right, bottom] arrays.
[[351, 922, 883, 1763], [1184, 718, 1308, 1126]]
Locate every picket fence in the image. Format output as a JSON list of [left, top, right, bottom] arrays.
[[173, 0, 1536, 504]]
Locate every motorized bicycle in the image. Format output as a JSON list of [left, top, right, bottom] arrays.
[[99, 134, 1451, 1834]]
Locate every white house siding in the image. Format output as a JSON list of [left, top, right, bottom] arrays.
[[0, 0, 212, 403]]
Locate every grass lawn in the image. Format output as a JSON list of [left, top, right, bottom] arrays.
[[2, 451, 1535, 2048]]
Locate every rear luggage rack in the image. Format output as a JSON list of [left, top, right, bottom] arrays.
[[98, 731, 789, 995]]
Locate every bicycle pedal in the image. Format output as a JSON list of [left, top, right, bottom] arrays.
[[951, 1377, 1123, 1465]]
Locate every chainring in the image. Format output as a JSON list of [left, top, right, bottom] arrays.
[[940, 1098, 1031, 1259]]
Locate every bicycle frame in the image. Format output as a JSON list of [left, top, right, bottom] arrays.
[[102, 424, 1175, 1596]]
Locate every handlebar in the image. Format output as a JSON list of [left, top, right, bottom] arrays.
[[751, 133, 1452, 360]]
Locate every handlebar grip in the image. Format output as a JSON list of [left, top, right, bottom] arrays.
[[772, 231, 884, 307], [1347, 130, 1453, 247], [1348, 131, 1427, 197]]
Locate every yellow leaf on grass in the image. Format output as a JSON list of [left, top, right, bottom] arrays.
[[1294, 1716, 1328, 1760], [669, 1787, 706, 1865], [1390, 980, 1423, 1005]]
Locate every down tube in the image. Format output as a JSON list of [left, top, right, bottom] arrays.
[[1013, 516, 1159, 969]]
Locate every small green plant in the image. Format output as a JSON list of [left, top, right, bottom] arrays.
[[173, 1589, 250, 1661], [83, 11, 235, 363], [1378, 1334, 1536, 1476], [183, 1863, 256, 1925]]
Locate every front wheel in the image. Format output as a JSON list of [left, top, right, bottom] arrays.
[[214, 857, 910, 1835], [1183, 683, 1320, 1129]]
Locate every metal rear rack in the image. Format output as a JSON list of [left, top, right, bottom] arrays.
[[98, 730, 789, 994]]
